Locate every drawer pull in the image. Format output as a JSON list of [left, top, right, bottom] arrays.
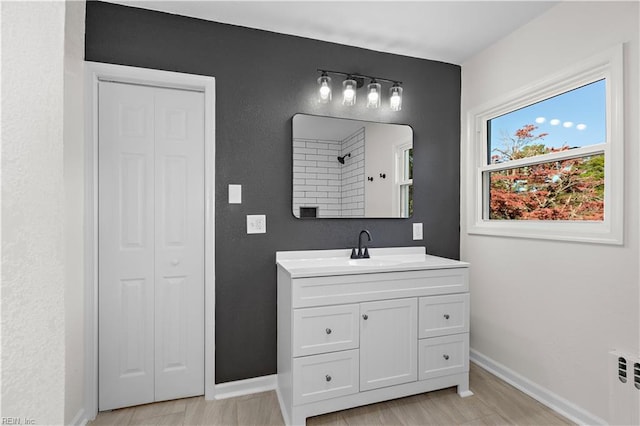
[[325, 374, 332, 382], [443, 354, 450, 360], [362, 314, 368, 320], [443, 314, 450, 319], [325, 328, 332, 335]]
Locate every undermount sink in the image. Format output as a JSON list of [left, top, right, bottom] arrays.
[[276, 247, 468, 278], [347, 257, 402, 267]]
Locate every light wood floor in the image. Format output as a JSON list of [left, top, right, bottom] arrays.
[[90, 364, 574, 425]]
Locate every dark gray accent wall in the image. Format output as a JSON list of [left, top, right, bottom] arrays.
[[85, 1, 461, 384]]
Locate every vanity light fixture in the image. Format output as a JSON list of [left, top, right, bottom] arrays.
[[317, 69, 403, 111]]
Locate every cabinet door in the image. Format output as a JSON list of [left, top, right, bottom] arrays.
[[360, 298, 417, 391]]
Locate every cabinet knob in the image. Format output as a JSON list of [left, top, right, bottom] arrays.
[[362, 314, 368, 320], [443, 354, 450, 360], [325, 374, 332, 382], [444, 314, 450, 320], [325, 328, 332, 335], [171, 259, 180, 266]]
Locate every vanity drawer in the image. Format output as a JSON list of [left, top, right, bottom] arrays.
[[418, 334, 469, 380], [292, 349, 359, 406], [292, 268, 468, 308], [293, 304, 359, 357], [418, 294, 469, 338]]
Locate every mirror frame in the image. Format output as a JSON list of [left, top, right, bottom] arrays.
[[292, 113, 413, 219]]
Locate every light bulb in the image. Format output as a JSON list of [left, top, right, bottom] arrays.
[[319, 82, 331, 100], [342, 78, 357, 106], [344, 86, 355, 101], [317, 73, 332, 103], [389, 83, 403, 111], [367, 81, 381, 108], [390, 92, 400, 109]]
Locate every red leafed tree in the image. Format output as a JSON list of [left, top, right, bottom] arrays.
[[489, 125, 604, 221]]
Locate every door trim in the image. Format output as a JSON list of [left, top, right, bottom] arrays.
[[84, 62, 216, 418]]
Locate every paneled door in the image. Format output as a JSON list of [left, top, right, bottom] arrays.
[[359, 298, 417, 391], [98, 82, 204, 410]]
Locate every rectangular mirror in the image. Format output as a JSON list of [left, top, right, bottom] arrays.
[[292, 114, 413, 218]]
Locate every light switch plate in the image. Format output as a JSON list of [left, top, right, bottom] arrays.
[[413, 223, 423, 240], [247, 215, 266, 234], [229, 184, 242, 204]]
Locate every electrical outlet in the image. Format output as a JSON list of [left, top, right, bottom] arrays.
[[247, 214, 266, 234], [413, 223, 423, 240]]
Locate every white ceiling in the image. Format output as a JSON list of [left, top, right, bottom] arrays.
[[105, 1, 558, 65]]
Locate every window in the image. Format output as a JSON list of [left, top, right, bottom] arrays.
[[487, 80, 606, 221], [467, 46, 623, 244], [396, 144, 413, 217]]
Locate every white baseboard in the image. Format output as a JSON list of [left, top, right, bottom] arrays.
[[214, 374, 277, 400], [69, 408, 89, 426], [275, 386, 291, 426], [470, 349, 606, 426]]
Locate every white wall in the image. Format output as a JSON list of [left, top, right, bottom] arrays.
[[364, 123, 412, 217], [340, 128, 365, 217], [64, 1, 86, 424], [461, 2, 639, 423], [364, 124, 396, 217], [1, 1, 86, 424], [1, 1, 67, 423]]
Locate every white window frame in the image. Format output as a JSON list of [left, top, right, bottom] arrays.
[[395, 142, 413, 217], [466, 45, 624, 244]]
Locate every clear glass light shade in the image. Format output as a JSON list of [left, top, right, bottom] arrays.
[[367, 81, 381, 108], [317, 74, 332, 103], [390, 84, 403, 111], [342, 78, 357, 106]]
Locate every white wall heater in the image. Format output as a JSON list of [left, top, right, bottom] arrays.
[[609, 350, 640, 425]]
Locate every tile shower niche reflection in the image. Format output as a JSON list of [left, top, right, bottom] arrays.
[[292, 114, 413, 218]]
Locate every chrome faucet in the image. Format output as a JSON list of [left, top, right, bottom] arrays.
[[351, 229, 372, 259]]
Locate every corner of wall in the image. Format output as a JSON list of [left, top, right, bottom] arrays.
[[63, 0, 87, 424]]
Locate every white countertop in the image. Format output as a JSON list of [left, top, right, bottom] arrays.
[[276, 246, 469, 278]]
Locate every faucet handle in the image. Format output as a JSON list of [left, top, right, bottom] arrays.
[[350, 248, 358, 259], [363, 247, 370, 258]]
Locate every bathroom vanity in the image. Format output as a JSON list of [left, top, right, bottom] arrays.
[[276, 247, 471, 425]]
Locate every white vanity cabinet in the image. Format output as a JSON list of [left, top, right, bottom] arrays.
[[276, 247, 471, 426]]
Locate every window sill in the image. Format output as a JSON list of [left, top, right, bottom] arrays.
[[467, 220, 623, 245]]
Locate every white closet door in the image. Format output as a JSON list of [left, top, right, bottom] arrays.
[[153, 87, 204, 401], [99, 82, 205, 410], [99, 82, 156, 410]]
